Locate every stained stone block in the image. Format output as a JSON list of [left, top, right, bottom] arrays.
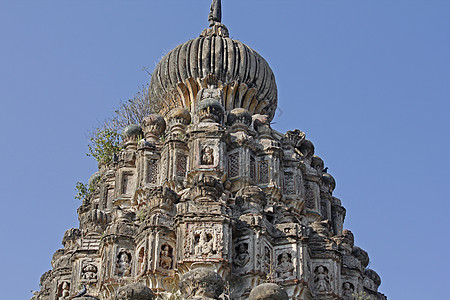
[[249, 283, 289, 300], [179, 268, 224, 300], [114, 284, 155, 300]]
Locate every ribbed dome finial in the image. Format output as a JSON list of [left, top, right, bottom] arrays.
[[201, 0, 228, 37], [208, 0, 222, 26]]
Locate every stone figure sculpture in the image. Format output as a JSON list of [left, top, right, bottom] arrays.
[[194, 231, 215, 256], [314, 266, 331, 292], [342, 282, 355, 299], [116, 252, 131, 277], [201, 146, 214, 165], [159, 244, 173, 270], [82, 264, 97, 280], [275, 252, 295, 279], [234, 243, 250, 267], [58, 282, 70, 299]]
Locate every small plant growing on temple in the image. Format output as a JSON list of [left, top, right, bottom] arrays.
[[86, 84, 162, 164], [75, 182, 95, 201], [353, 291, 370, 300], [87, 126, 121, 164]]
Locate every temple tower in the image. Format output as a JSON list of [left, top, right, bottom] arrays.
[[33, 1, 386, 300]]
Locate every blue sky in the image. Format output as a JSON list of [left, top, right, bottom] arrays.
[[0, 1, 449, 299]]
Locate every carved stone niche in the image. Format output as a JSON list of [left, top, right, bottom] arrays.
[[233, 238, 252, 272], [274, 248, 297, 281], [81, 261, 98, 282], [115, 250, 132, 278], [56, 280, 70, 300], [179, 268, 224, 300], [183, 223, 227, 261], [154, 232, 176, 274], [191, 138, 226, 176], [135, 243, 147, 276], [320, 198, 331, 221], [199, 144, 217, 167], [311, 260, 340, 295], [275, 222, 304, 238], [256, 157, 270, 186], [283, 169, 297, 196], [145, 157, 159, 185], [115, 169, 136, 207], [175, 151, 188, 178], [158, 243, 174, 272], [342, 281, 356, 300], [313, 265, 332, 293]]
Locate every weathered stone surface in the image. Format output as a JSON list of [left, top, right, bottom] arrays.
[[249, 283, 289, 300], [149, 34, 278, 121], [33, 1, 385, 299], [114, 284, 155, 300], [179, 268, 224, 299]]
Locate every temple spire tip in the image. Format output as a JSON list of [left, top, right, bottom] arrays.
[[208, 0, 222, 27]]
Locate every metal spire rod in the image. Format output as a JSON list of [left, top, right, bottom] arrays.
[[208, 0, 222, 26]]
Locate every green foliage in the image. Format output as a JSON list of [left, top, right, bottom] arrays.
[[353, 291, 371, 300], [86, 84, 163, 164], [87, 126, 121, 164], [75, 181, 95, 200], [137, 210, 146, 223]]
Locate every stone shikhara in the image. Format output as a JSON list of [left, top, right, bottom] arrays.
[[33, 1, 385, 299]]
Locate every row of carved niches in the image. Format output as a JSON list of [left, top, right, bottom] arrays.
[[231, 235, 301, 281], [135, 231, 176, 276], [181, 222, 229, 262]]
